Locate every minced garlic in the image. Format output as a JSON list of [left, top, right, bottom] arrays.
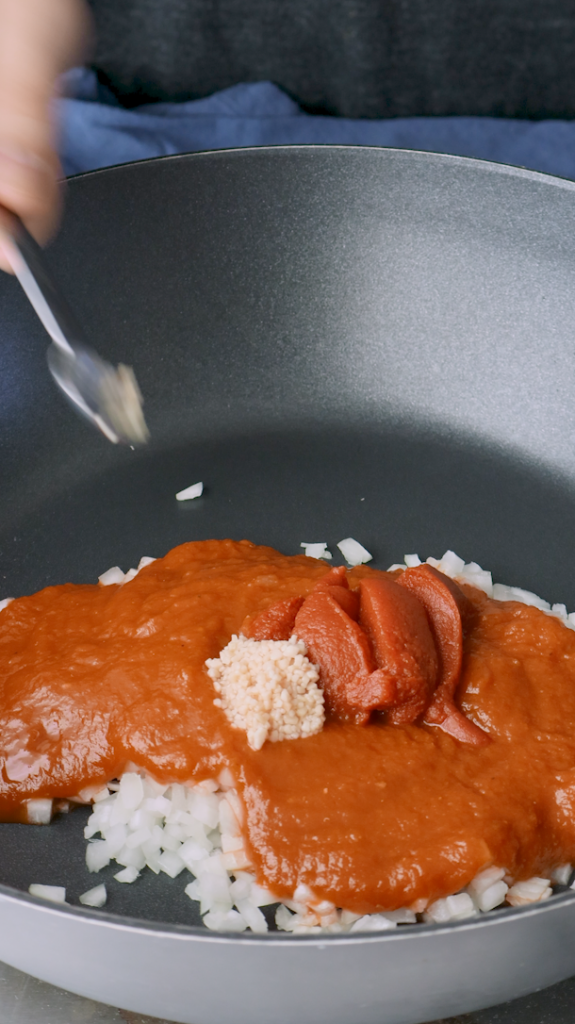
[[206, 635, 324, 750]]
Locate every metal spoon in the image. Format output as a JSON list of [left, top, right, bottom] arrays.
[[3, 216, 149, 445]]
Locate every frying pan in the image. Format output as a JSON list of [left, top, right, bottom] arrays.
[[1, 146, 575, 1024]]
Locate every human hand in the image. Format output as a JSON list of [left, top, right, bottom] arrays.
[[0, 0, 90, 272]]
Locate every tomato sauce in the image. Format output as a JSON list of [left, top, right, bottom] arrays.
[[2, 538, 575, 913]]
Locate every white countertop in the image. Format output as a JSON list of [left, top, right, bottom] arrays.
[[0, 960, 173, 1024], [1, 959, 574, 1024]]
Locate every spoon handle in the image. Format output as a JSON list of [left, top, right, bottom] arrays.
[[5, 214, 79, 357]]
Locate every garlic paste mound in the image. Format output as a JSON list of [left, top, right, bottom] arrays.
[[206, 634, 323, 750], [2, 538, 575, 913]]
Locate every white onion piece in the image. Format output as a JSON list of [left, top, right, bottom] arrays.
[[235, 898, 268, 933], [79, 884, 107, 908], [158, 851, 186, 878], [114, 865, 140, 883], [507, 877, 552, 906], [98, 566, 125, 586], [552, 864, 572, 885], [300, 543, 332, 560], [203, 909, 247, 932], [28, 884, 66, 903], [350, 914, 397, 932], [425, 893, 477, 923], [476, 881, 508, 912], [86, 840, 110, 873], [337, 538, 373, 566], [176, 481, 203, 501], [26, 798, 53, 824], [119, 772, 144, 809], [466, 865, 506, 897], [121, 568, 139, 584]]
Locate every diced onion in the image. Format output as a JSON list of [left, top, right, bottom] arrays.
[[98, 566, 125, 586], [26, 798, 53, 824], [175, 482, 203, 501], [300, 543, 332, 560], [337, 538, 373, 566], [79, 884, 107, 908], [28, 884, 66, 903]]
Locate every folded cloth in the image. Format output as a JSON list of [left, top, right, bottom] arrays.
[[58, 68, 575, 181]]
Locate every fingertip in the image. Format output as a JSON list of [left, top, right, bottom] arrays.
[[0, 208, 16, 272], [0, 147, 61, 247], [0, 230, 18, 274]]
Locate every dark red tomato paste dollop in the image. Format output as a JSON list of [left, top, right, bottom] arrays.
[[245, 561, 486, 740]]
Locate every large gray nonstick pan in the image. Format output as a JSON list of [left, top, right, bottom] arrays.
[[1, 146, 575, 1024]]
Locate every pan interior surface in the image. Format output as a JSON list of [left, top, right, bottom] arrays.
[[2, 422, 575, 928], [2, 148, 575, 1020]]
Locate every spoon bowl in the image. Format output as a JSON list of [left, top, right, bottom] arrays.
[[4, 214, 148, 445]]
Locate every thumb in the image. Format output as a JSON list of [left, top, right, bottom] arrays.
[[0, 147, 62, 273]]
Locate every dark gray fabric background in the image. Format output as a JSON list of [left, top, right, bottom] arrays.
[[86, 0, 575, 118]]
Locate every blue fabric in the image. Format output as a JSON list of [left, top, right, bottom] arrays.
[[58, 68, 575, 181]]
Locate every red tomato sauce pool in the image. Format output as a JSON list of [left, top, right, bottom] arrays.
[[1, 539, 575, 912]]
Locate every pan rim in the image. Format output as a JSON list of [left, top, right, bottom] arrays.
[[62, 141, 575, 193]]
